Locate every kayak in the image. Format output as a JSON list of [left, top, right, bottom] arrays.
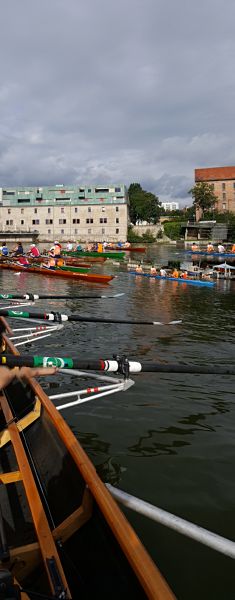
[[185, 250, 235, 258], [0, 316, 174, 600], [0, 262, 114, 284], [129, 271, 215, 287]]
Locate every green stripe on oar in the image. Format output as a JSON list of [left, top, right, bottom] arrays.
[[0, 308, 182, 326], [0, 355, 235, 375]]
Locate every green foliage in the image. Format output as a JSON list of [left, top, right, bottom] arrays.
[[188, 182, 217, 214], [156, 229, 163, 239], [163, 221, 182, 240], [141, 229, 156, 242], [128, 183, 161, 225], [127, 226, 143, 243]]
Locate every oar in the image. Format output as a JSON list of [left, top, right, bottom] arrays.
[[0, 293, 125, 300], [0, 309, 182, 326], [0, 354, 235, 375]]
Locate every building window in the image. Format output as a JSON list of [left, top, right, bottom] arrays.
[[116, 218, 119, 223], [74, 229, 78, 234], [21, 220, 24, 225], [21, 208, 24, 214], [115, 187, 121, 192], [102, 228, 105, 234], [88, 228, 92, 234], [45, 219, 53, 224], [61, 207, 65, 213], [34, 208, 37, 214], [100, 218, 107, 224], [32, 219, 40, 225], [75, 207, 78, 213], [102, 207, 105, 212], [61, 229, 64, 234], [116, 206, 119, 212], [222, 183, 226, 190], [86, 218, 93, 224], [48, 229, 51, 234], [116, 228, 119, 234], [48, 208, 51, 213], [88, 207, 91, 213], [8, 209, 11, 214], [59, 219, 66, 224], [72, 219, 80, 224], [222, 203, 226, 210], [88, 188, 91, 192], [18, 198, 30, 203]]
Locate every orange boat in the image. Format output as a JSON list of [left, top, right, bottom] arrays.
[[0, 262, 114, 284]]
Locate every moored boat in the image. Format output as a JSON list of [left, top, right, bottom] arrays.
[[0, 317, 174, 599], [106, 246, 146, 252], [0, 262, 114, 284]]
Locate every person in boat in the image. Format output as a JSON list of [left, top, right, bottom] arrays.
[[66, 240, 73, 251], [16, 256, 30, 266], [150, 265, 157, 275], [160, 267, 167, 277], [41, 256, 56, 269], [191, 243, 199, 251], [124, 241, 131, 248], [231, 243, 235, 253], [180, 271, 188, 279], [28, 243, 40, 258], [172, 268, 179, 278], [0, 365, 57, 390], [49, 241, 62, 258], [76, 242, 83, 251], [0, 242, 9, 256], [136, 264, 143, 273], [12, 241, 24, 256], [218, 243, 225, 253], [207, 242, 214, 252]]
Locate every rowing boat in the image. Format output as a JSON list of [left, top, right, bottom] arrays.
[[63, 250, 125, 259], [106, 246, 146, 253], [185, 250, 235, 258], [0, 263, 114, 284], [129, 271, 215, 287], [0, 317, 174, 599]]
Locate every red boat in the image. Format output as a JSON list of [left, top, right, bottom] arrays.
[[0, 262, 114, 284], [106, 246, 146, 253]]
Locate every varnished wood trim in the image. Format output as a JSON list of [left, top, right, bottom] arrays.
[[0, 393, 71, 599], [0, 471, 21, 484], [53, 487, 93, 543]]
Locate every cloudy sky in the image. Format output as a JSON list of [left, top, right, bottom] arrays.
[[1, 0, 235, 206]]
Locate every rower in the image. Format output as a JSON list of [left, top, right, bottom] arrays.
[[49, 241, 62, 258], [66, 241, 73, 251], [231, 244, 235, 253], [181, 271, 188, 279], [12, 241, 24, 256], [136, 264, 143, 273], [0, 242, 9, 256], [160, 268, 167, 277], [191, 243, 199, 251], [218, 243, 225, 253], [172, 268, 179, 278], [207, 242, 214, 252], [28, 243, 40, 258], [17, 256, 30, 266], [42, 256, 56, 269], [150, 265, 157, 275]]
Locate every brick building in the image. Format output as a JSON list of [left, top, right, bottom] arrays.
[[195, 166, 235, 214]]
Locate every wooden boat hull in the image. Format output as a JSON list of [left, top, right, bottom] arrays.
[[129, 271, 215, 287], [0, 318, 174, 599], [0, 263, 114, 284], [63, 250, 125, 259]]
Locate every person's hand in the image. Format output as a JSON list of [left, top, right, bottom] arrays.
[[0, 366, 57, 390]]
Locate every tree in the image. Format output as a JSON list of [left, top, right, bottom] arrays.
[[188, 182, 217, 217], [128, 183, 161, 225]]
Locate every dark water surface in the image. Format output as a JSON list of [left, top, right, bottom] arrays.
[[1, 244, 235, 599]]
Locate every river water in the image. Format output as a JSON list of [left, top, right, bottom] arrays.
[[1, 244, 235, 599]]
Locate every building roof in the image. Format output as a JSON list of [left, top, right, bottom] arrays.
[[195, 166, 235, 182]]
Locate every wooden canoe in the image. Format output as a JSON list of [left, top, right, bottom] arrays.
[[106, 246, 146, 253], [0, 317, 175, 599], [0, 262, 114, 284]]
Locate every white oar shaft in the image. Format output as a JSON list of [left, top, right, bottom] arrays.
[[106, 485, 235, 559]]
